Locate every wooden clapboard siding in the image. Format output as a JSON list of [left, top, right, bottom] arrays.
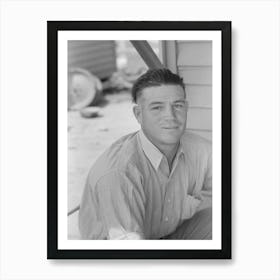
[[187, 108, 212, 131], [179, 66, 212, 85], [186, 85, 212, 108], [161, 40, 212, 137], [177, 41, 212, 66], [68, 40, 116, 79]]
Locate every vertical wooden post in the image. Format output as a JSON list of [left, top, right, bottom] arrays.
[[161, 41, 178, 74]]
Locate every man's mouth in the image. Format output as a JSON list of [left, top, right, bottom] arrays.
[[162, 126, 179, 129]]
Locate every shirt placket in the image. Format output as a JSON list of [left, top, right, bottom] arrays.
[[160, 157, 177, 235], [157, 157, 169, 234], [160, 153, 184, 236]]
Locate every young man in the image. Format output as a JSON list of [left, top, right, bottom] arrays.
[[79, 68, 212, 240]]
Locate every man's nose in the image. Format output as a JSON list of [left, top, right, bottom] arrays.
[[163, 105, 176, 119]]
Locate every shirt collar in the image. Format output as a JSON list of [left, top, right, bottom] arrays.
[[138, 130, 163, 171], [138, 130, 185, 171]]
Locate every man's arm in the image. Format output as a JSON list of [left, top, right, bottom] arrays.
[[198, 149, 212, 211], [79, 170, 145, 240]]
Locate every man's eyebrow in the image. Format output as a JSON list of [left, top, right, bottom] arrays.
[[174, 100, 186, 103], [148, 100, 186, 106], [148, 101, 164, 106]]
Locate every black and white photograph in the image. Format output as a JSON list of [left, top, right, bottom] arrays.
[[47, 21, 231, 259], [3, 0, 280, 278]]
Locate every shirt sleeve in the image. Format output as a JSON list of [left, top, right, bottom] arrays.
[[79, 176, 107, 239], [198, 148, 212, 211], [182, 194, 202, 220], [92, 171, 145, 240]]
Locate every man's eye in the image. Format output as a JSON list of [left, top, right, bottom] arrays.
[[151, 106, 161, 110], [174, 104, 184, 109]]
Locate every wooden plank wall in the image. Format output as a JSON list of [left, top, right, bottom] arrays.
[[68, 41, 117, 80], [165, 40, 212, 141]]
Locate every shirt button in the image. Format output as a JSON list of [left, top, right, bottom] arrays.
[[165, 217, 169, 222], [167, 199, 171, 203]]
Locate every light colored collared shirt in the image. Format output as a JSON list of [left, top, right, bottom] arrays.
[[79, 130, 212, 240]]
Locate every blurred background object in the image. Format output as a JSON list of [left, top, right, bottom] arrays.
[[68, 68, 103, 110], [68, 40, 160, 99], [115, 40, 160, 72], [79, 106, 101, 118], [68, 40, 117, 80]]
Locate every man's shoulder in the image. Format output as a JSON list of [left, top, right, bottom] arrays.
[[87, 131, 143, 184], [181, 130, 212, 155]]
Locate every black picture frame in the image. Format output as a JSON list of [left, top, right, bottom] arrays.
[[47, 21, 231, 259]]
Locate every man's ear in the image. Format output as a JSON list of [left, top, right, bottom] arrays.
[[133, 105, 142, 124]]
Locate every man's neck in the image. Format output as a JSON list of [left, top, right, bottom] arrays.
[[140, 130, 181, 170], [158, 142, 180, 170]]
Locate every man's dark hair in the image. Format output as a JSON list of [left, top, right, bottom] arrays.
[[131, 68, 185, 103]]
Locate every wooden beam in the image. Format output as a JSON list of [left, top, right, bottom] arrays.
[[130, 40, 164, 69]]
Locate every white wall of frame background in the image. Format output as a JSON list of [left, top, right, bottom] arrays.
[[0, 1, 279, 280]]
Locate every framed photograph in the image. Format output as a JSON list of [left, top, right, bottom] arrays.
[[47, 21, 231, 259]]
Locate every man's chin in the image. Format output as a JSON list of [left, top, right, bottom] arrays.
[[162, 129, 183, 137], [158, 134, 182, 145]]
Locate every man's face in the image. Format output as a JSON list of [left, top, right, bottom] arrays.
[[133, 84, 188, 150]]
